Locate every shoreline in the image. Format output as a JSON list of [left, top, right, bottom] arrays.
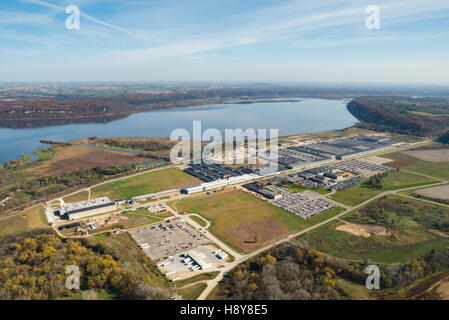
[[0, 96, 352, 129]]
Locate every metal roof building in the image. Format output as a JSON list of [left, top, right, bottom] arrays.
[[60, 197, 117, 220]]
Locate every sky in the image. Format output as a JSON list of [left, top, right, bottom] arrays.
[[1, 0, 449, 83]]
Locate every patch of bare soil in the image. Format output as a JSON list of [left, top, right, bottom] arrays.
[[336, 221, 390, 238], [225, 218, 287, 251], [402, 149, 449, 162], [416, 185, 449, 200]]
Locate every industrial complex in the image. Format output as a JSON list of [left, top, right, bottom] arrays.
[[181, 135, 398, 198], [58, 197, 117, 220], [273, 135, 399, 170]]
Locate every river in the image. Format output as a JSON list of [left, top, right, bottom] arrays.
[[0, 98, 357, 164]]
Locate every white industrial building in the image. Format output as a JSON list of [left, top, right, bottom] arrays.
[[59, 197, 117, 220], [185, 249, 212, 270], [181, 173, 259, 194]]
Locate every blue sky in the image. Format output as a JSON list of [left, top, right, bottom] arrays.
[[1, 0, 449, 83]]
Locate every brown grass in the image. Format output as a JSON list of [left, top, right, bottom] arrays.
[[402, 149, 449, 163], [37, 145, 150, 175], [416, 185, 449, 200], [225, 219, 287, 250]]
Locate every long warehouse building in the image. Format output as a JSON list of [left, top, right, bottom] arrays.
[[181, 174, 259, 194], [59, 197, 117, 220]]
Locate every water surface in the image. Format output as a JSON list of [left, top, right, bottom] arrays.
[[0, 98, 356, 164]]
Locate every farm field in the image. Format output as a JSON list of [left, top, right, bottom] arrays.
[[415, 184, 449, 200], [303, 196, 449, 263], [63, 190, 90, 203], [170, 189, 343, 253], [329, 170, 438, 206], [91, 167, 200, 200], [384, 145, 449, 180], [400, 184, 449, 206], [0, 206, 47, 238]]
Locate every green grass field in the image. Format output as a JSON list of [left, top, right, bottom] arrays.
[[336, 279, 372, 300], [303, 221, 449, 263], [329, 170, 438, 206], [91, 168, 200, 199], [0, 206, 47, 238], [190, 215, 208, 227], [303, 196, 449, 263], [408, 111, 448, 117], [64, 290, 118, 300], [178, 283, 207, 300], [34, 148, 55, 161], [406, 193, 449, 206], [170, 189, 343, 253], [63, 190, 89, 203]]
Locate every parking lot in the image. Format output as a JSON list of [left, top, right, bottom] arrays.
[[129, 221, 209, 261], [333, 159, 392, 178], [267, 185, 336, 219]]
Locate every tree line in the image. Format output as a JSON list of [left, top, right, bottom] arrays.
[[0, 230, 169, 300], [214, 240, 449, 300]]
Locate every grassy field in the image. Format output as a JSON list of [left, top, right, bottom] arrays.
[[401, 192, 449, 206], [64, 290, 117, 300], [190, 215, 208, 227], [303, 196, 449, 263], [87, 212, 164, 235], [170, 189, 343, 253], [336, 279, 372, 300], [408, 111, 448, 117], [91, 168, 200, 199], [34, 148, 55, 161], [303, 221, 449, 263], [383, 146, 449, 180], [125, 209, 172, 222], [329, 170, 438, 206], [0, 206, 47, 238], [63, 190, 89, 203], [178, 283, 207, 300]]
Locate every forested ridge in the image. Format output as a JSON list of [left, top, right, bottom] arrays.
[[347, 96, 449, 139], [4, 84, 449, 128]]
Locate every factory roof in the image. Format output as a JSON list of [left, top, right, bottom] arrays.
[[60, 197, 115, 215]]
